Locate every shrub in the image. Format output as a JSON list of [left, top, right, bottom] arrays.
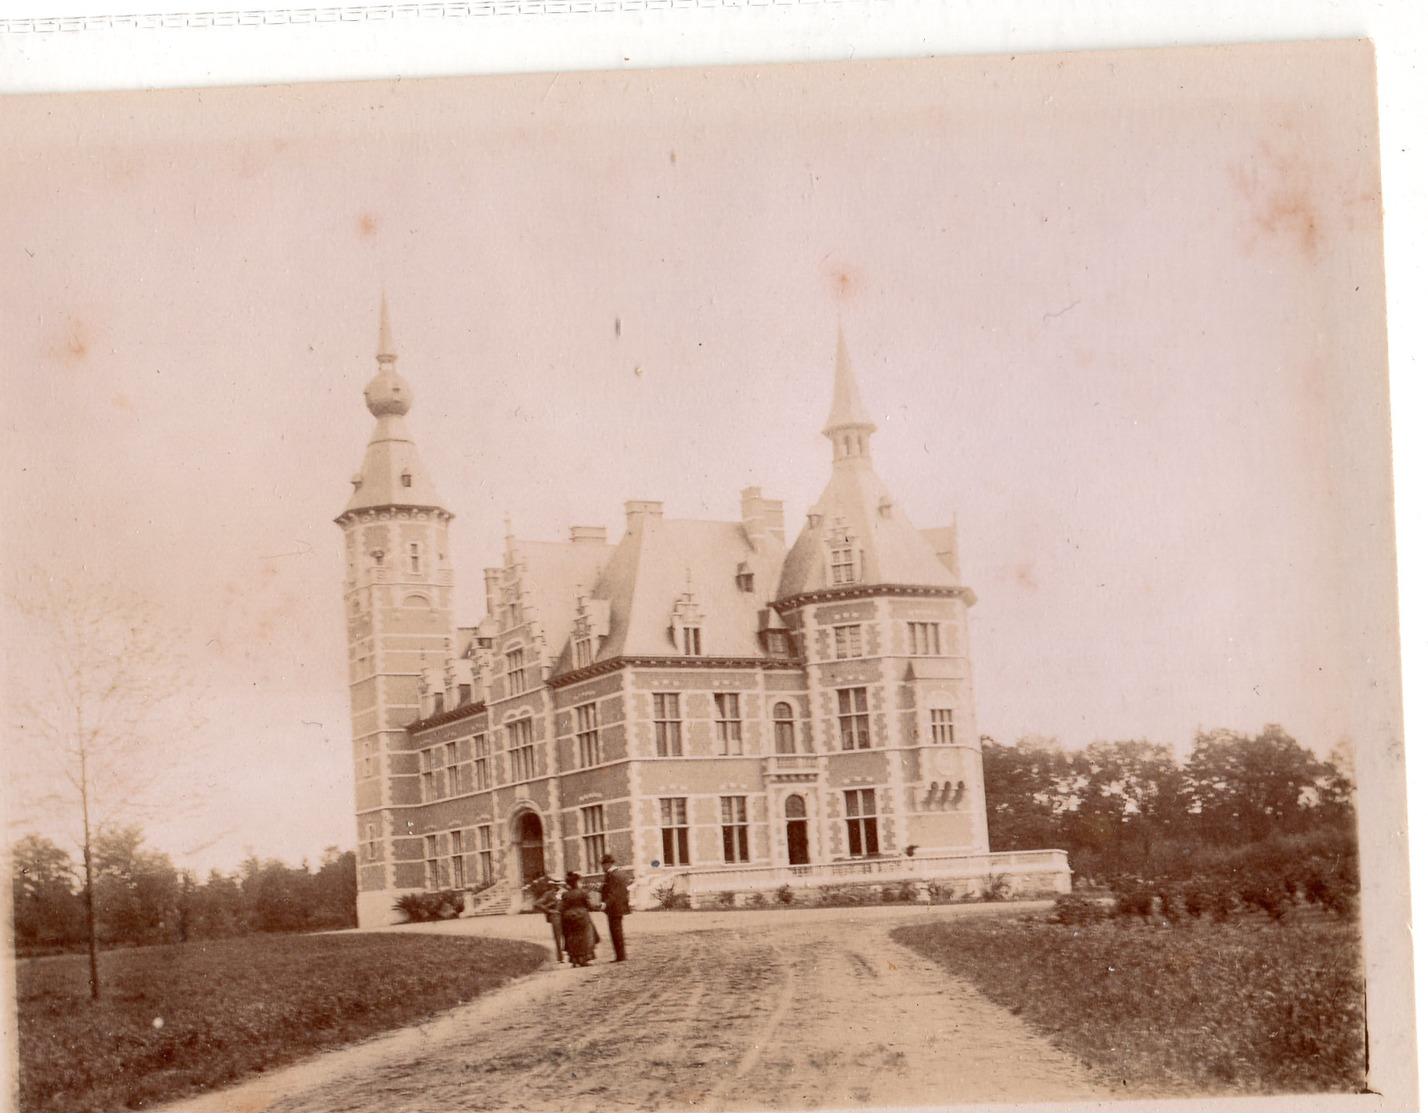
[[898, 880, 920, 903], [775, 884, 795, 905], [392, 889, 465, 923], [980, 873, 1011, 902], [746, 890, 766, 908], [1049, 893, 1104, 926], [716, 891, 736, 908], [1110, 878, 1154, 920], [653, 882, 690, 911], [925, 879, 950, 904]]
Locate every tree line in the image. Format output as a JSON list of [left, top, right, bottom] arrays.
[[981, 724, 1357, 885], [10, 827, 357, 955]]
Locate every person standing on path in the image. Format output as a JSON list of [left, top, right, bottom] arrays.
[[599, 853, 630, 962], [531, 874, 565, 963]]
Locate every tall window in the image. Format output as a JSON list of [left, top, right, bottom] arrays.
[[421, 748, 437, 801], [930, 707, 956, 745], [365, 821, 378, 862], [473, 734, 490, 790], [654, 693, 682, 757], [830, 545, 857, 585], [721, 796, 750, 863], [574, 637, 593, 668], [908, 622, 942, 655], [715, 693, 743, 756], [509, 719, 536, 782], [833, 624, 863, 660], [409, 541, 422, 575], [580, 805, 607, 873], [772, 702, 796, 754], [682, 626, 703, 656], [477, 825, 493, 886], [450, 829, 466, 888], [425, 834, 440, 890], [506, 648, 528, 694], [837, 687, 871, 750], [576, 702, 601, 767], [845, 789, 880, 857], [445, 741, 462, 796], [659, 798, 690, 866]]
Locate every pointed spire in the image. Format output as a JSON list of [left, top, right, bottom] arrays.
[[377, 292, 396, 363], [822, 322, 877, 460]]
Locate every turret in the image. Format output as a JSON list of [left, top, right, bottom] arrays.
[[336, 298, 457, 928]]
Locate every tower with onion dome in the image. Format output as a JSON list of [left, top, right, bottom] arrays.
[[336, 299, 457, 926], [773, 325, 990, 862]]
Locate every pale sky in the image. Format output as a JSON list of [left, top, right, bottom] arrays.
[[0, 43, 1402, 875]]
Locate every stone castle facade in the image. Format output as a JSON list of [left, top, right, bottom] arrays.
[[338, 303, 1069, 926]]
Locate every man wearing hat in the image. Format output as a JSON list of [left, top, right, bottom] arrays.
[[599, 853, 630, 962]]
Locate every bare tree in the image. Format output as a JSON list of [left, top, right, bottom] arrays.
[[8, 574, 207, 999]]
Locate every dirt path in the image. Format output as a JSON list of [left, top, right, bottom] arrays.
[[171, 908, 1118, 1112]]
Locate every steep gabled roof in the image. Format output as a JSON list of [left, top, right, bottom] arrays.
[[555, 515, 785, 671], [507, 538, 614, 666]]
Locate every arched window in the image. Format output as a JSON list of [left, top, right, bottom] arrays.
[[784, 795, 807, 819], [773, 702, 796, 754]]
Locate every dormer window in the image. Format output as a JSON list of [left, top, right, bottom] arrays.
[[401, 471, 413, 488], [574, 637, 593, 668], [735, 562, 755, 593], [830, 544, 857, 585], [682, 627, 703, 656], [671, 587, 704, 657]]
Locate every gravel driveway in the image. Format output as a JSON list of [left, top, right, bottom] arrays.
[[170, 903, 1120, 1112]]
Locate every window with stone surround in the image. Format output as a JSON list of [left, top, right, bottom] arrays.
[[574, 636, 593, 668], [576, 702, 601, 767], [473, 733, 490, 790], [659, 797, 690, 866], [477, 825, 493, 886], [449, 828, 466, 888], [509, 718, 536, 782], [908, 621, 942, 655], [837, 687, 871, 750], [844, 788, 880, 857], [773, 702, 796, 754], [833, 623, 863, 659], [654, 693, 682, 757], [720, 796, 750, 863], [424, 834, 440, 890], [444, 741, 462, 796], [682, 626, 703, 656], [580, 805, 607, 873], [715, 692, 743, 755], [505, 647, 529, 694], [930, 707, 956, 745], [365, 821, 379, 862]]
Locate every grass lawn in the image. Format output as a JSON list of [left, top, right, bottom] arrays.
[[16, 932, 548, 1112], [892, 909, 1365, 1097]]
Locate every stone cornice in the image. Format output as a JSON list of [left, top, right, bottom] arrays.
[[549, 655, 805, 690], [773, 583, 976, 612], [334, 504, 455, 528], [407, 698, 488, 734]]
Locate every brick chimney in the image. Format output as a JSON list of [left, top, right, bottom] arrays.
[[624, 500, 664, 532]]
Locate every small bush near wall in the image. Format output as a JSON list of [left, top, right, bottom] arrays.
[[653, 882, 690, 910], [393, 890, 467, 923]]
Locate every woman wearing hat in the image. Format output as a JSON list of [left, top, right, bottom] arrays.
[[558, 871, 600, 967]]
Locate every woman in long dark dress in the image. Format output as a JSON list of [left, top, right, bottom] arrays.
[[559, 871, 600, 967]]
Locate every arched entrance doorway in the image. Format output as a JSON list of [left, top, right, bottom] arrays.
[[514, 811, 547, 886], [785, 795, 810, 866]]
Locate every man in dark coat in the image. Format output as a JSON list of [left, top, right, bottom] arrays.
[[599, 853, 630, 962]]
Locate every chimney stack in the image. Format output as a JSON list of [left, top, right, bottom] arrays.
[[624, 500, 664, 532]]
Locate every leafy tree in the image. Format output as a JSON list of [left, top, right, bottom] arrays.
[[90, 825, 181, 946], [8, 575, 207, 997], [11, 834, 84, 949], [1184, 725, 1326, 843], [1069, 739, 1184, 871], [982, 735, 1076, 851]]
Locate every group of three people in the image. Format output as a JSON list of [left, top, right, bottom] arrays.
[[532, 853, 629, 967]]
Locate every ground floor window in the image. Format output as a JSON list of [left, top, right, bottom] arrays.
[[721, 796, 750, 863], [660, 797, 690, 865], [424, 834, 441, 890], [580, 805, 607, 873], [449, 829, 466, 888], [478, 825, 493, 886], [844, 788, 880, 857]]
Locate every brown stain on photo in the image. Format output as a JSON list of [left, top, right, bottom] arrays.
[[1230, 137, 1325, 261], [358, 212, 382, 237]]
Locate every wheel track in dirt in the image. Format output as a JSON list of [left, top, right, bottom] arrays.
[[182, 911, 1120, 1113]]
